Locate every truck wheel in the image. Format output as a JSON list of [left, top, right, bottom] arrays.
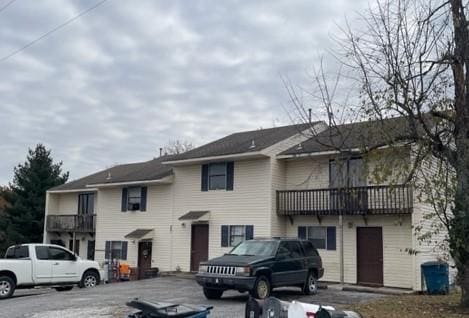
[[203, 288, 223, 300], [79, 270, 99, 288], [0, 276, 15, 299], [303, 271, 318, 295], [250, 276, 271, 299], [55, 286, 74, 292]]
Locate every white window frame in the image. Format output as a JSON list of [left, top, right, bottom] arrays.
[[208, 162, 227, 190], [127, 187, 142, 211], [306, 226, 328, 250], [229, 225, 246, 247]]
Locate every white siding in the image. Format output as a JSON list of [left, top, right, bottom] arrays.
[[285, 214, 414, 288], [94, 184, 173, 270], [170, 159, 272, 271]]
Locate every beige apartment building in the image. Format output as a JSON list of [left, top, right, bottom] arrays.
[[43, 118, 451, 290]]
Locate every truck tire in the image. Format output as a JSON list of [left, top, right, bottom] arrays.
[[0, 276, 15, 300], [250, 276, 271, 299], [79, 270, 99, 288], [55, 286, 74, 292], [203, 288, 223, 299], [303, 271, 318, 295]]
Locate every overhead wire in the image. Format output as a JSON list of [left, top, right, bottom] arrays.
[[0, 0, 17, 15], [0, 0, 109, 63]]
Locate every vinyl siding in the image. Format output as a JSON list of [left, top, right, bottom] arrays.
[[286, 214, 413, 288], [411, 150, 456, 290], [94, 185, 173, 270], [170, 158, 272, 271]]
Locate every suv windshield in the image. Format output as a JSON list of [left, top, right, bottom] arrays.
[[229, 240, 278, 256]]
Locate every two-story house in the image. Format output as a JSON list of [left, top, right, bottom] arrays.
[[44, 117, 451, 290]]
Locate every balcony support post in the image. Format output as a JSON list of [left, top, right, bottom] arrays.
[[339, 215, 344, 285]]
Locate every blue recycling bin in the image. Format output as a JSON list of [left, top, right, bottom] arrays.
[[421, 261, 449, 295]]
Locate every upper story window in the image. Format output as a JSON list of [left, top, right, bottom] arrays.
[[209, 163, 227, 190], [121, 187, 147, 212], [78, 192, 94, 215], [201, 162, 234, 191], [329, 157, 366, 188]]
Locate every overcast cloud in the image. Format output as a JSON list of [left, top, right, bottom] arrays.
[[0, 0, 368, 185]]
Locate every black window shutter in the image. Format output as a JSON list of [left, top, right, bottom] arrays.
[[121, 241, 128, 260], [245, 225, 254, 240], [226, 161, 234, 191], [121, 188, 128, 212], [327, 227, 337, 250], [221, 225, 229, 247], [298, 226, 307, 240], [201, 164, 209, 191], [105, 241, 111, 260], [140, 187, 147, 211]]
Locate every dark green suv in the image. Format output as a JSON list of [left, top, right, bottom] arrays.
[[195, 238, 324, 300]]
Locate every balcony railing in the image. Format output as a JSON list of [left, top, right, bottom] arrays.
[[277, 185, 412, 216], [46, 214, 96, 233]]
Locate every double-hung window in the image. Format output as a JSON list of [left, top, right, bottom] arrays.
[[209, 163, 227, 190], [201, 162, 234, 191], [298, 226, 336, 250], [127, 187, 142, 211], [78, 193, 94, 215], [121, 187, 147, 212], [105, 240, 128, 260], [221, 225, 254, 247]]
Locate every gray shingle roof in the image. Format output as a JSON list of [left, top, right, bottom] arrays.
[[281, 117, 414, 156], [49, 156, 174, 191], [166, 123, 319, 162]]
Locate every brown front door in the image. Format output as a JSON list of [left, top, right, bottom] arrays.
[[138, 241, 152, 279], [190, 224, 209, 272], [357, 227, 383, 286]]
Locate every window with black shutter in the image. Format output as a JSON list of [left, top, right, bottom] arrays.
[[202, 162, 234, 191], [221, 225, 254, 247], [121, 186, 147, 211], [105, 240, 128, 260], [298, 226, 337, 250]]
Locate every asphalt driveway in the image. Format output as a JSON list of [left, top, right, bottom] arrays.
[[1, 276, 383, 318]]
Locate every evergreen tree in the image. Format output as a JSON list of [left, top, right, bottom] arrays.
[[0, 144, 68, 253]]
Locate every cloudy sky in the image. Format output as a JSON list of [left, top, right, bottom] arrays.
[[0, 0, 368, 185]]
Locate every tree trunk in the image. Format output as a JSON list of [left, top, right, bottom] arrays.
[[462, 262, 469, 307]]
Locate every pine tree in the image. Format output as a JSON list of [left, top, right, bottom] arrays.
[[0, 144, 68, 253]]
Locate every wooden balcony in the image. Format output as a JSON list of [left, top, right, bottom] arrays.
[[46, 214, 96, 233], [277, 185, 412, 216]]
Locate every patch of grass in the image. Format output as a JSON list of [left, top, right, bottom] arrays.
[[351, 292, 469, 318]]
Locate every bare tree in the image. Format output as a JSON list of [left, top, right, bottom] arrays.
[[163, 140, 195, 156], [289, 0, 469, 306]]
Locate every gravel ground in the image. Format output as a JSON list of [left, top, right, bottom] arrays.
[[1, 276, 384, 318]]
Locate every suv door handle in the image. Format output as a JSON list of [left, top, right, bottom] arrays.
[[53, 262, 60, 265]]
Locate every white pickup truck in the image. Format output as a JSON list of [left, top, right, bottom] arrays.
[[0, 243, 104, 299]]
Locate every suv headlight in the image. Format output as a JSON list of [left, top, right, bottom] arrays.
[[198, 264, 208, 273], [235, 266, 251, 276]]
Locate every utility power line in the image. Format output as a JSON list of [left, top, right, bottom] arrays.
[[0, 0, 17, 15], [0, 0, 109, 64]]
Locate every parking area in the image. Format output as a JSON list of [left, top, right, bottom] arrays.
[[1, 276, 384, 318]]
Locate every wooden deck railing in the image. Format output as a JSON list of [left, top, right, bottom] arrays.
[[46, 214, 96, 232], [277, 185, 412, 216]]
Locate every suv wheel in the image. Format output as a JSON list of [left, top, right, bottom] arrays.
[[303, 271, 318, 295], [203, 288, 223, 300], [0, 276, 15, 299], [250, 276, 271, 299]]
